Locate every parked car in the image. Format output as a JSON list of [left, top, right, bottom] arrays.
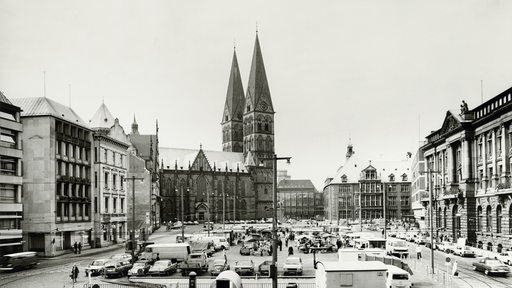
[[234, 259, 255, 276], [128, 261, 151, 277], [240, 244, 252, 255], [148, 260, 178, 276], [436, 242, 455, 254], [283, 257, 303, 276], [85, 258, 109, 276], [388, 231, 397, 238], [211, 258, 230, 276], [414, 236, 426, 245], [258, 260, 272, 276], [405, 233, 416, 242], [454, 245, 475, 257], [397, 232, 406, 240], [472, 257, 510, 275], [104, 261, 133, 278], [110, 253, 133, 264], [498, 251, 512, 266]]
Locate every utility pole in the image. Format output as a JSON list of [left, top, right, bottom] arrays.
[[383, 184, 387, 240], [127, 175, 144, 261], [261, 154, 291, 288]]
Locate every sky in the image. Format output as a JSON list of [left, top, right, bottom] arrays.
[[2, 0, 512, 190]]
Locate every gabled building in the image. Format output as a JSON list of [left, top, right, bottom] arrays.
[[12, 97, 93, 256], [421, 86, 512, 252], [160, 34, 277, 222], [0, 92, 23, 256], [89, 103, 130, 247], [323, 142, 412, 225]]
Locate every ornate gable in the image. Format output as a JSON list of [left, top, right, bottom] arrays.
[[440, 111, 462, 135], [191, 150, 212, 171]]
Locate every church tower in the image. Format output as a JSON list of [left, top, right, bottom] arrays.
[[221, 49, 245, 152], [243, 33, 275, 166]]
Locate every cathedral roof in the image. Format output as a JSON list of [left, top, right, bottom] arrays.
[[89, 103, 115, 130], [278, 179, 317, 191], [222, 50, 245, 122], [160, 147, 247, 172], [11, 97, 88, 127], [246, 34, 274, 113]]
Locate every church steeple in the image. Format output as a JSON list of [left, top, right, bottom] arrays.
[[243, 33, 275, 166], [131, 115, 139, 135], [221, 48, 245, 152]]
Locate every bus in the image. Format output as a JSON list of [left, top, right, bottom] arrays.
[[0, 252, 38, 271]]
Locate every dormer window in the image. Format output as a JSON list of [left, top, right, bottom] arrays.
[[341, 175, 347, 183], [247, 105, 251, 112], [225, 115, 228, 121], [389, 174, 395, 182], [401, 174, 408, 181]]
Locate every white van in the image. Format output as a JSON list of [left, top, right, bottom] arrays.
[[200, 236, 230, 251], [139, 243, 190, 262], [385, 265, 412, 288], [386, 239, 409, 257]]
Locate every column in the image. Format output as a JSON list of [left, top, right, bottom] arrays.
[[502, 125, 510, 186], [482, 135, 488, 191], [492, 129, 498, 187]]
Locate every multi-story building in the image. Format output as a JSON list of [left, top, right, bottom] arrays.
[[159, 34, 276, 222], [422, 86, 512, 252], [128, 117, 160, 232], [12, 97, 92, 256], [0, 92, 23, 256], [277, 179, 323, 220], [324, 143, 412, 225], [89, 103, 130, 247], [410, 149, 427, 229]]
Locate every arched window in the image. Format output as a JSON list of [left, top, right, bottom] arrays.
[[497, 205, 502, 234], [486, 205, 492, 232], [257, 136, 263, 151], [443, 207, 447, 228], [477, 206, 482, 232], [197, 175, 207, 199]]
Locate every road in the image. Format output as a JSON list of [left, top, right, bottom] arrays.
[[2, 225, 512, 288]]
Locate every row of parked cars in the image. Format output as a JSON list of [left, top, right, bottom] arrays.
[[85, 253, 179, 278], [227, 257, 304, 276]]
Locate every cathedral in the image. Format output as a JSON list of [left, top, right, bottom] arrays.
[[159, 34, 276, 223]]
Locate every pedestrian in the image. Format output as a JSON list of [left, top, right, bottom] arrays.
[[288, 246, 294, 256], [73, 241, 78, 254], [285, 237, 289, 247], [452, 260, 459, 276], [78, 242, 82, 254], [156, 253, 160, 261], [70, 264, 79, 283], [278, 238, 282, 251], [416, 245, 422, 259]]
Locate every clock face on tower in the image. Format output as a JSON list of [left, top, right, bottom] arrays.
[[260, 101, 268, 111]]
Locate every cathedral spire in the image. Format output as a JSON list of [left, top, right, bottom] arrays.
[[245, 33, 274, 114], [131, 115, 139, 135], [221, 47, 245, 153]]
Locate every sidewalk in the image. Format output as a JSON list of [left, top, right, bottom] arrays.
[[407, 256, 460, 288], [40, 243, 126, 261]]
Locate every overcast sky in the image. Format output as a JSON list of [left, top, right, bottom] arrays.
[[2, 0, 512, 190]]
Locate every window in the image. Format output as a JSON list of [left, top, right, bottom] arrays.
[[486, 206, 492, 232], [120, 176, 124, 190], [103, 149, 107, 163], [0, 184, 16, 203], [64, 203, 69, 217], [0, 156, 17, 175], [71, 203, 76, 217], [120, 198, 124, 213], [120, 155, 123, 167], [112, 152, 116, 165], [85, 204, 89, 217], [113, 198, 117, 213], [112, 174, 117, 190], [57, 141, 61, 155], [94, 148, 98, 162], [0, 110, 16, 121], [94, 197, 98, 213], [477, 206, 482, 232], [105, 197, 109, 213], [94, 172, 98, 188], [104, 172, 109, 189], [497, 205, 502, 234], [76, 146, 81, 160], [264, 188, 268, 194], [57, 202, 62, 217], [264, 123, 269, 132]]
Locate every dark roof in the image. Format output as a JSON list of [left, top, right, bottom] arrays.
[[246, 34, 274, 113], [222, 50, 245, 122], [278, 179, 317, 190]]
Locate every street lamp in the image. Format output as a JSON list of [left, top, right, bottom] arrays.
[[420, 167, 441, 275], [126, 175, 144, 261], [260, 154, 291, 288], [176, 187, 187, 242]]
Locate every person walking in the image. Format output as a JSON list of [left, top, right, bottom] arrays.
[[78, 242, 82, 254], [73, 241, 78, 254], [70, 264, 79, 283], [288, 246, 294, 256], [416, 245, 422, 259], [278, 238, 282, 251]]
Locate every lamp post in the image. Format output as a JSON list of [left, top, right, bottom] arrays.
[[420, 167, 441, 275], [176, 187, 186, 241], [261, 154, 291, 288], [126, 175, 144, 261], [383, 184, 387, 240]]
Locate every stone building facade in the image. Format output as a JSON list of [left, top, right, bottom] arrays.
[[90, 104, 130, 247], [12, 97, 93, 256], [422, 87, 512, 252], [0, 92, 23, 256], [159, 34, 276, 222], [277, 179, 323, 220], [323, 143, 412, 225]]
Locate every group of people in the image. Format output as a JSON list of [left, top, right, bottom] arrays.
[[73, 241, 82, 254]]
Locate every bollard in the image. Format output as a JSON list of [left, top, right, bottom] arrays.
[[189, 271, 197, 288]]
